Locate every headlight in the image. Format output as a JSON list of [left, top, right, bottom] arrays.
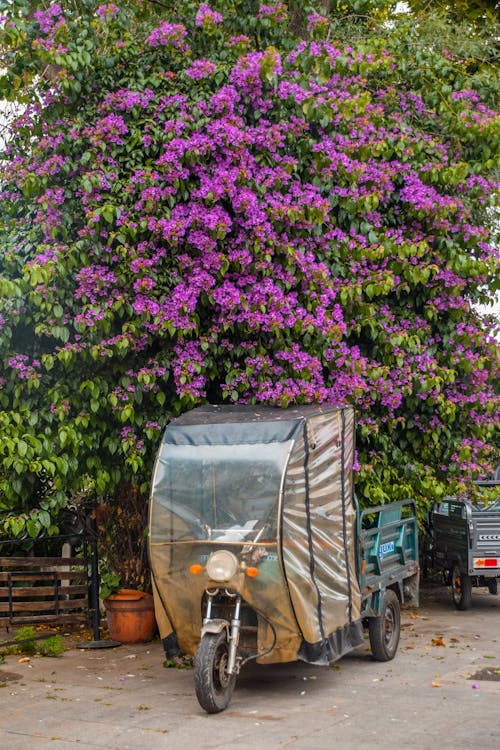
[[206, 550, 239, 582]]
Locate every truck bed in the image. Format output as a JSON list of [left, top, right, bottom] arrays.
[[357, 499, 419, 617]]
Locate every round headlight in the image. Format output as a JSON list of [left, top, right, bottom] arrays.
[[206, 550, 239, 582]]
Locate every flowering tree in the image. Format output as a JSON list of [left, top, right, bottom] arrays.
[[0, 0, 498, 539]]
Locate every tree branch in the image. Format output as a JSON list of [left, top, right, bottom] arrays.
[[142, 0, 171, 9]]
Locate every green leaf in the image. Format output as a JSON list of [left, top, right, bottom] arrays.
[[38, 510, 51, 529], [27, 519, 41, 538], [17, 440, 28, 458]]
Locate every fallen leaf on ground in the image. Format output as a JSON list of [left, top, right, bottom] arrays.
[[18, 657, 30, 663], [431, 682, 442, 688], [432, 637, 446, 647]]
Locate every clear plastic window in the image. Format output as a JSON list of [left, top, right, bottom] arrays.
[[152, 442, 290, 542]]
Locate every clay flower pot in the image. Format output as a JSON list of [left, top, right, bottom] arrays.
[[103, 589, 157, 643]]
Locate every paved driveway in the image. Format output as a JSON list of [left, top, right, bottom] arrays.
[[1, 582, 499, 750]]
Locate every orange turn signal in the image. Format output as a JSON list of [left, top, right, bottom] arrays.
[[246, 567, 259, 578], [189, 564, 204, 575]]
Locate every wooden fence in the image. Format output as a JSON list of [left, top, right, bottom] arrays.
[[0, 555, 90, 626]]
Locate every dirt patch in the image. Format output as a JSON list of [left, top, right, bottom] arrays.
[[0, 669, 22, 683], [468, 667, 500, 682]]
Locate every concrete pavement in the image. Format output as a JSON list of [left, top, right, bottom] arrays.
[[1, 582, 499, 750]]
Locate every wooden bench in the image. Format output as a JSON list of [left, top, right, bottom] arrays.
[[0, 556, 90, 626]]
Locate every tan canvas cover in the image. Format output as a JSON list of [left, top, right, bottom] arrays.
[[148, 404, 362, 665], [281, 408, 361, 647]]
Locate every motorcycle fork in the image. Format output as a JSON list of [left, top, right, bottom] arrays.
[[227, 595, 241, 675], [204, 590, 242, 675]]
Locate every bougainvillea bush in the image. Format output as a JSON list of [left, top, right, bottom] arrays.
[[0, 0, 499, 539]]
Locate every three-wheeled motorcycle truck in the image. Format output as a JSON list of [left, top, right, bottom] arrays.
[[148, 404, 419, 712], [424, 471, 500, 610]]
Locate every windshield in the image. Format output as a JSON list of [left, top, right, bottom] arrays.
[[152, 441, 291, 543]]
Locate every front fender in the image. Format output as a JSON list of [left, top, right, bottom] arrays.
[[201, 618, 229, 638]]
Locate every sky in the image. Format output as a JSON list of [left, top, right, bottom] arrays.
[[476, 295, 500, 340]]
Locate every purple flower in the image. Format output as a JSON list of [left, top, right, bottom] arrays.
[[90, 114, 129, 146], [146, 22, 188, 51], [229, 50, 282, 98], [307, 13, 328, 33], [34, 4, 64, 34], [185, 59, 217, 80], [96, 3, 120, 18], [258, 3, 288, 22], [195, 4, 223, 27], [229, 35, 251, 48], [101, 89, 155, 112]]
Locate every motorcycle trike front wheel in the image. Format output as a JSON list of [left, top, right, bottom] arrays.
[[194, 631, 236, 713]]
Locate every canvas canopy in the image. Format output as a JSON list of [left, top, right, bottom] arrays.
[[149, 404, 362, 664]]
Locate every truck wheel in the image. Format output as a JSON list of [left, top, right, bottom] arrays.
[[487, 578, 498, 595], [369, 589, 400, 661], [194, 632, 236, 714], [451, 565, 472, 610]]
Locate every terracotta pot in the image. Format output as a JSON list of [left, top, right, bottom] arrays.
[[104, 589, 157, 643]]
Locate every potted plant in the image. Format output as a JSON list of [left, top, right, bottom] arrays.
[[102, 588, 156, 644], [93, 484, 157, 643]]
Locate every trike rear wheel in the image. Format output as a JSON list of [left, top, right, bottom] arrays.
[[451, 565, 472, 610], [369, 589, 400, 661], [487, 578, 498, 595], [194, 631, 236, 714]]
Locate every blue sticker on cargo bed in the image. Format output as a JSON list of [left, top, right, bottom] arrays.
[[379, 541, 395, 558]]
